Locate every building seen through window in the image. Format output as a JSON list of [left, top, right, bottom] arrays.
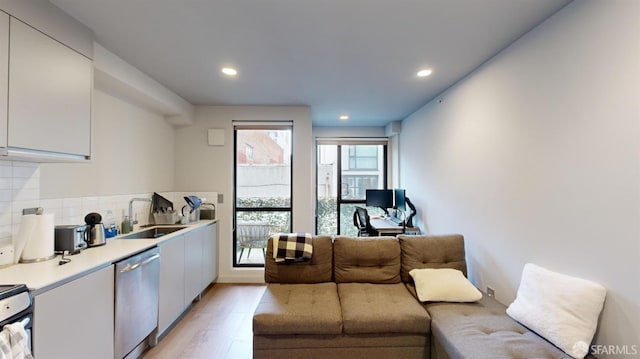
[[317, 142, 387, 236]]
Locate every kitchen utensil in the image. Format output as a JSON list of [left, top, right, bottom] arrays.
[[153, 211, 179, 225], [152, 192, 174, 214], [84, 212, 107, 247], [181, 196, 202, 223], [184, 196, 202, 212], [180, 206, 191, 224]]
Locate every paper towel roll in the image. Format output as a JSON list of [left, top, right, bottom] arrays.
[[17, 214, 55, 263], [13, 216, 35, 263]]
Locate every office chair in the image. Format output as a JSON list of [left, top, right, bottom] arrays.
[[353, 206, 378, 237]]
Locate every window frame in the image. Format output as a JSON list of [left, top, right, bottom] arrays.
[[233, 124, 293, 268], [315, 138, 388, 235]]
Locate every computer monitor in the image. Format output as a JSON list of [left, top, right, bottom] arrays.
[[365, 189, 393, 213], [394, 189, 406, 211]]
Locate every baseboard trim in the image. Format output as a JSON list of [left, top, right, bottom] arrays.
[[217, 273, 265, 283]]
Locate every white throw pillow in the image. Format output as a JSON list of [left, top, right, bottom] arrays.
[[409, 268, 482, 302], [506, 263, 606, 359]]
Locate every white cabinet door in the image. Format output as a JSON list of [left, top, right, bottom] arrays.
[[8, 18, 91, 156], [158, 224, 217, 338], [184, 228, 203, 304], [202, 223, 218, 286], [0, 13, 8, 149], [33, 265, 114, 359], [158, 235, 186, 335]]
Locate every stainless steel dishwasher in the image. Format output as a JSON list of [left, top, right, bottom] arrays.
[[114, 247, 160, 359]]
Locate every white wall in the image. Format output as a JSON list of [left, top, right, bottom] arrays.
[[93, 43, 195, 126], [174, 105, 313, 283], [40, 89, 176, 197], [400, 0, 639, 355], [1, 89, 178, 243]]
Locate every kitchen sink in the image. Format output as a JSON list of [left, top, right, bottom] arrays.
[[119, 226, 187, 239]]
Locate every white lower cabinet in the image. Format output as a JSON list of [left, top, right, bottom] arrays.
[[158, 235, 186, 335], [33, 265, 114, 359], [157, 223, 218, 338], [27, 223, 217, 357], [202, 222, 219, 285], [184, 228, 203, 304]]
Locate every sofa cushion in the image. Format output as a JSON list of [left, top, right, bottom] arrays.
[[398, 234, 467, 283], [506, 263, 606, 359], [253, 283, 342, 335], [338, 283, 430, 334], [409, 268, 482, 302], [427, 295, 576, 359], [264, 236, 333, 283], [334, 236, 401, 284]]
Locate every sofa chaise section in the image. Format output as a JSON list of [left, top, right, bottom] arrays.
[[397, 234, 599, 359], [426, 296, 582, 359]]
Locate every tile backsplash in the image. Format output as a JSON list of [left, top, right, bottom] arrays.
[[0, 161, 217, 245]]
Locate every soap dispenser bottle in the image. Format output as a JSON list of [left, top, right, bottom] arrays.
[[121, 215, 131, 234]]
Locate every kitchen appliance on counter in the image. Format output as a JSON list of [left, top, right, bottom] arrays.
[[181, 196, 202, 223], [115, 248, 160, 358], [84, 213, 106, 247], [54, 225, 87, 253], [0, 284, 33, 355], [199, 203, 216, 219]]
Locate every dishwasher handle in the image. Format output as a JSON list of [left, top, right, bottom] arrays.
[[119, 253, 160, 273]]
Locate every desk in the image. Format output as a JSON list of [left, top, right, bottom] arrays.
[[370, 218, 404, 235]]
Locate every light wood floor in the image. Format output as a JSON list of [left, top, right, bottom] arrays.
[[143, 283, 267, 359]]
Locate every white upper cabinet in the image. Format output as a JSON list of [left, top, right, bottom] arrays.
[[0, 12, 8, 149], [8, 18, 91, 158]]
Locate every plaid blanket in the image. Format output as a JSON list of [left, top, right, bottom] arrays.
[[272, 232, 313, 263]]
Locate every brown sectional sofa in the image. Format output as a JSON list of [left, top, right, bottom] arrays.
[[253, 235, 595, 359]]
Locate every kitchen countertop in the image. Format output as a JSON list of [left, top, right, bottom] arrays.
[[0, 220, 217, 295]]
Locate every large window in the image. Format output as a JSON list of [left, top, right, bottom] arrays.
[[234, 125, 292, 267], [316, 140, 387, 236], [348, 145, 378, 170]]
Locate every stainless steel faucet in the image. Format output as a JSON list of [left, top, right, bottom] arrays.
[[129, 198, 152, 228]]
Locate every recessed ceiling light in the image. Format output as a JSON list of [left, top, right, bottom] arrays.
[[417, 69, 433, 77], [339, 115, 349, 121], [221, 67, 238, 76]]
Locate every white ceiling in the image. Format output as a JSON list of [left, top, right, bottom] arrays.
[[50, 0, 571, 127]]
